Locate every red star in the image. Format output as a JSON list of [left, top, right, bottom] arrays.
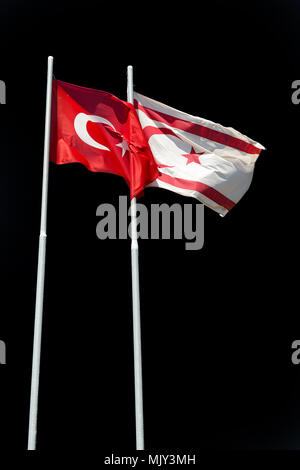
[[182, 147, 205, 165]]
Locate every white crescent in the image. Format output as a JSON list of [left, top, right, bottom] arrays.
[[74, 112, 117, 151]]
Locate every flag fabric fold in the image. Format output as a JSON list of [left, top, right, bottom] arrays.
[[50, 80, 158, 199], [134, 92, 265, 215]]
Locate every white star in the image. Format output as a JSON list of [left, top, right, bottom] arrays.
[[116, 139, 129, 157]]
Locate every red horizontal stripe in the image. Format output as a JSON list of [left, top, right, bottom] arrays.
[[143, 125, 179, 140], [135, 101, 262, 156], [157, 172, 235, 211]]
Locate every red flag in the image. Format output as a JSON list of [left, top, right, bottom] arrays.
[[50, 80, 158, 198]]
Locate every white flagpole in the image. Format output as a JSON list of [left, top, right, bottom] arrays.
[[127, 65, 145, 450], [27, 56, 54, 450]]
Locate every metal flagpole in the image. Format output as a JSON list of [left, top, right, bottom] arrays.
[[27, 56, 54, 450], [127, 65, 145, 450]]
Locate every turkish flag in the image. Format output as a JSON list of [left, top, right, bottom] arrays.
[[50, 79, 158, 198]]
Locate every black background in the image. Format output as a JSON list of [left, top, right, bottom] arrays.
[[1, 0, 300, 457]]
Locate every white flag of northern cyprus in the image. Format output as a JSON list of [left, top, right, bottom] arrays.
[[134, 92, 265, 216]]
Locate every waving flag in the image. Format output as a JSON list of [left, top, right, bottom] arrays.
[[134, 93, 265, 215], [50, 80, 158, 198]]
